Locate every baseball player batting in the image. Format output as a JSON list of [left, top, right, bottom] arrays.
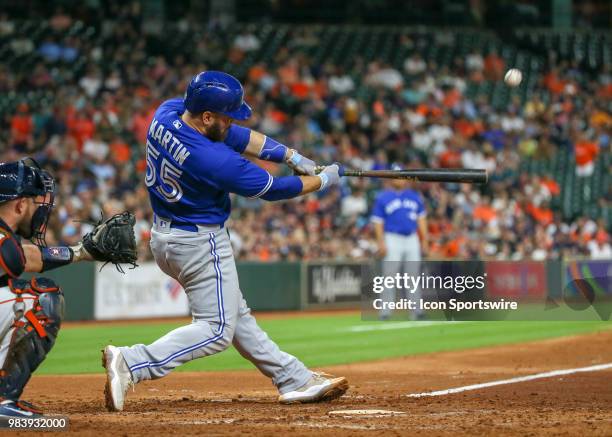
[[0, 159, 136, 418], [102, 71, 348, 411]]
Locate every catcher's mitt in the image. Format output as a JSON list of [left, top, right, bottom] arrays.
[[83, 211, 138, 272]]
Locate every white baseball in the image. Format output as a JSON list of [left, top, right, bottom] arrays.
[[504, 68, 522, 87]]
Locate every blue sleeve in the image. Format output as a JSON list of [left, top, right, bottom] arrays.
[[371, 195, 385, 222], [261, 176, 303, 201], [259, 136, 288, 163], [225, 124, 251, 154], [160, 97, 186, 113], [212, 153, 302, 200]]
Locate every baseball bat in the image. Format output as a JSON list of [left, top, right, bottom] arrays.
[[315, 167, 488, 184]]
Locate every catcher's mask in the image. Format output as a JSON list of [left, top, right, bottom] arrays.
[[0, 158, 55, 246]]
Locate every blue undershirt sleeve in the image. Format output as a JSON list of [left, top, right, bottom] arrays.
[[224, 124, 252, 154]]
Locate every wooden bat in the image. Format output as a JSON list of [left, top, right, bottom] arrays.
[[315, 167, 488, 184]]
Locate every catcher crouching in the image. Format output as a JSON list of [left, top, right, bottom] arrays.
[[0, 158, 137, 418]]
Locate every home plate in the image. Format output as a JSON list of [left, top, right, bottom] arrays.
[[328, 409, 406, 418]]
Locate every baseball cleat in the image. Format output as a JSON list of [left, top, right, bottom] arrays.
[[0, 400, 42, 418], [278, 372, 349, 404], [102, 345, 134, 412]]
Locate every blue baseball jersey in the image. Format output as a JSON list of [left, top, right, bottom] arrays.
[[145, 98, 300, 225], [371, 189, 425, 235]]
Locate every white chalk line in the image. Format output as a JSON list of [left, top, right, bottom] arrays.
[[408, 362, 612, 398], [343, 321, 467, 332]]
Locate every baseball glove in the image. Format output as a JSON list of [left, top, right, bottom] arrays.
[[82, 211, 138, 272]]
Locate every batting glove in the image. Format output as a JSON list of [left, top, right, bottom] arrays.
[[317, 163, 344, 191], [286, 149, 317, 176]]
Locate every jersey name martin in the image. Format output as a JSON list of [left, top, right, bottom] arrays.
[[384, 198, 420, 215], [148, 118, 191, 166]]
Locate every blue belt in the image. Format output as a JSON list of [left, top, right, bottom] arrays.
[[170, 222, 199, 232], [170, 221, 224, 232], [153, 214, 223, 233]]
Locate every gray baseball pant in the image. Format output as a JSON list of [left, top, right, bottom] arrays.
[[119, 224, 312, 394], [380, 232, 424, 319]]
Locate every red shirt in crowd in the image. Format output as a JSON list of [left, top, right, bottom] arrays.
[[473, 204, 497, 223], [541, 177, 560, 196], [10, 113, 33, 144], [526, 203, 553, 225], [131, 108, 156, 144], [544, 71, 567, 95], [109, 139, 131, 164], [67, 113, 95, 151], [438, 149, 462, 168], [484, 53, 504, 80], [574, 140, 598, 166]]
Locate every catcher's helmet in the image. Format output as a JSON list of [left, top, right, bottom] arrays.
[[0, 158, 55, 246], [184, 71, 252, 120]]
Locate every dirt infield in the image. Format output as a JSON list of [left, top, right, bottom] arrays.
[[21, 329, 612, 436]]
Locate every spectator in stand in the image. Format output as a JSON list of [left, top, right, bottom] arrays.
[[483, 50, 505, 80], [574, 134, 599, 177], [10, 103, 33, 152], [465, 50, 484, 72], [233, 30, 261, 52], [328, 67, 355, 95], [404, 53, 427, 76]]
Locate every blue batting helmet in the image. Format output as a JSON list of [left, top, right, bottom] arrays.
[[184, 71, 252, 120]]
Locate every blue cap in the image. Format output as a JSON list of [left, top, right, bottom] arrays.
[[184, 71, 252, 120]]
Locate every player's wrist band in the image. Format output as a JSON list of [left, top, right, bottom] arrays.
[[287, 150, 303, 166], [40, 247, 74, 272], [259, 136, 288, 163], [318, 173, 330, 191]]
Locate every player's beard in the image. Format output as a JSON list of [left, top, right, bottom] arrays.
[[206, 120, 229, 142]]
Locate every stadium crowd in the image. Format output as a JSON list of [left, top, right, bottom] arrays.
[[0, 2, 610, 262]]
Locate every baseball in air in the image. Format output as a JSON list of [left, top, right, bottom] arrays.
[[504, 68, 522, 87]]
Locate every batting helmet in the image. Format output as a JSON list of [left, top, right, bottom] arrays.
[[184, 71, 252, 120]]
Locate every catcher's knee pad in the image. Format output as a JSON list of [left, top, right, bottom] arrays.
[[0, 277, 64, 400]]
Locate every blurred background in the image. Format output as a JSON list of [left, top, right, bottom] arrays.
[[0, 0, 610, 265]]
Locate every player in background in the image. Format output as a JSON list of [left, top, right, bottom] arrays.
[[102, 71, 348, 411], [0, 159, 103, 418], [371, 164, 428, 320]]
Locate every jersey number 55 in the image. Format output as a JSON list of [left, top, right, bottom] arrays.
[[145, 142, 184, 203]]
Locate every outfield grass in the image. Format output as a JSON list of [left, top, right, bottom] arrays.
[[38, 314, 612, 375]]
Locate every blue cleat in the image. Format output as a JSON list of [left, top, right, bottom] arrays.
[[0, 399, 42, 418]]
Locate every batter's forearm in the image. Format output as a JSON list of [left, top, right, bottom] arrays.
[[243, 130, 266, 158], [242, 129, 317, 176], [243, 130, 290, 162], [299, 175, 323, 195]]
